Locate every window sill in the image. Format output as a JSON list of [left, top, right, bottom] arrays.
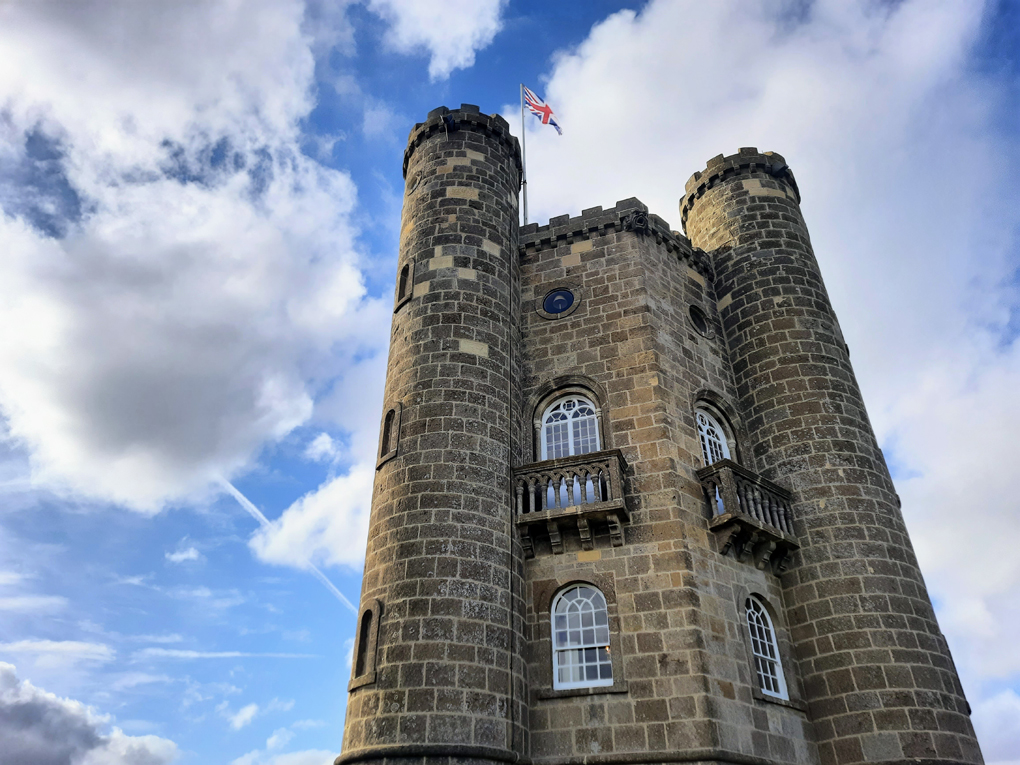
[[376, 449, 397, 470], [752, 688, 807, 712], [348, 671, 376, 692], [537, 681, 628, 700]]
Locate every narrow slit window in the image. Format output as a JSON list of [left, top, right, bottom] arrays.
[[380, 409, 395, 457], [397, 263, 411, 302], [551, 585, 613, 690], [349, 599, 382, 691], [354, 609, 372, 677], [746, 595, 788, 700]]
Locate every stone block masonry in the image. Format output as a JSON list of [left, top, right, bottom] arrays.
[[338, 109, 984, 765], [683, 148, 982, 765], [339, 105, 526, 765]]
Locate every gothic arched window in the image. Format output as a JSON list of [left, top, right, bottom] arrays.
[[551, 585, 613, 690], [541, 395, 600, 461], [696, 407, 731, 466], [746, 595, 788, 699]]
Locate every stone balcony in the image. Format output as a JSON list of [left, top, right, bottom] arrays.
[[513, 449, 628, 557], [696, 459, 799, 574]]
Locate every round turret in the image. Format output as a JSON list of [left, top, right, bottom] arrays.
[[683, 149, 982, 765], [339, 106, 525, 765]]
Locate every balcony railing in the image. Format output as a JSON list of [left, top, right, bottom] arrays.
[[696, 459, 798, 573], [513, 449, 628, 556]]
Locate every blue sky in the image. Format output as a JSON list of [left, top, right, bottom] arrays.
[[1, 1, 1019, 763]]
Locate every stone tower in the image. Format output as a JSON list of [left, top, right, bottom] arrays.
[[337, 109, 983, 765]]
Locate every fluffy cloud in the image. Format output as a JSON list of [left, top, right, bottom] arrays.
[[0, 661, 177, 765], [367, 0, 507, 80], [249, 463, 373, 571], [514, 0, 1019, 747], [0, 0, 382, 512], [165, 547, 201, 564]]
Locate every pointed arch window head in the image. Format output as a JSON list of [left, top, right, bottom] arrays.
[[746, 595, 788, 700], [552, 585, 613, 690], [541, 395, 600, 461], [696, 408, 731, 467]]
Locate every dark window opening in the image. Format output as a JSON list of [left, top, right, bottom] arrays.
[[397, 263, 411, 301], [355, 609, 373, 677], [380, 409, 395, 457]]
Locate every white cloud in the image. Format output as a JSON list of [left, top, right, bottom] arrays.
[[133, 648, 314, 660], [0, 0, 383, 512], [109, 672, 174, 692], [228, 702, 260, 730], [267, 727, 295, 749], [0, 662, 176, 764], [248, 463, 373, 570], [0, 594, 67, 612], [130, 634, 183, 645], [514, 0, 1019, 751], [367, 0, 506, 80], [165, 546, 202, 564], [0, 571, 27, 586], [303, 433, 339, 463], [0, 640, 114, 668]]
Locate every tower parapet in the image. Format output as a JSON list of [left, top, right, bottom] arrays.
[[683, 149, 982, 765]]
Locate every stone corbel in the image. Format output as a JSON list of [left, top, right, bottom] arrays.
[[753, 539, 777, 571], [547, 521, 564, 554], [607, 513, 624, 547], [717, 524, 743, 556], [577, 517, 593, 551], [520, 527, 535, 559], [771, 549, 793, 576], [738, 531, 760, 564]]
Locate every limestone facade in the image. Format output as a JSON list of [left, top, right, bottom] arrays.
[[337, 106, 983, 765]]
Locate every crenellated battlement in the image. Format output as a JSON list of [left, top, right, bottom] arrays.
[[680, 147, 800, 231], [519, 197, 712, 278], [402, 104, 522, 179]]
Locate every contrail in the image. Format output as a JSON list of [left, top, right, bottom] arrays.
[[218, 478, 357, 615]]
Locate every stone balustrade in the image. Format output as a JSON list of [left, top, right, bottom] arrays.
[[696, 459, 798, 573], [513, 449, 628, 556]]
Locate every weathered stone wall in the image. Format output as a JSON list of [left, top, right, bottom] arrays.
[[683, 148, 982, 765], [517, 202, 816, 764], [340, 105, 525, 765]]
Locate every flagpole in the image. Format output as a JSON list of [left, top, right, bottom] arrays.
[[520, 83, 528, 226]]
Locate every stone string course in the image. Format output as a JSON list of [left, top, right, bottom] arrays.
[[339, 108, 983, 765]]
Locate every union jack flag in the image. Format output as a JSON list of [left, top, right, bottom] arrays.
[[523, 86, 562, 135]]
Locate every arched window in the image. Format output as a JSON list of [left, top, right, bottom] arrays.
[[551, 585, 613, 690], [696, 407, 731, 466], [746, 595, 788, 699], [541, 395, 600, 460]]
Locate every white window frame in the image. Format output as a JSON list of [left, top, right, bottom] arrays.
[[540, 395, 601, 461], [551, 585, 613, 690], [746, 595, 788, 700], [696, 407, 731, 467]]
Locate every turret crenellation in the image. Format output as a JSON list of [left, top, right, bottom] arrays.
[[681, 147, 800, 231], [402, 105, 522, 179]]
